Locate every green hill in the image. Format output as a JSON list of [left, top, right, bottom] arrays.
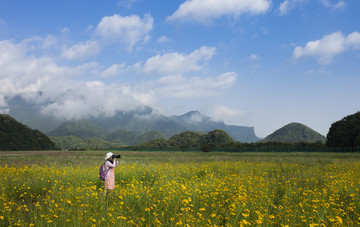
[[50, 135, 83, 150], [137, 131, 167, 144], [260, 122, 326, 143], [0, 114, 57, 150], [168, 131, 204, 147], [137, 129, 235, 148], [106, 130, 167, 146], [47, 120, 109, 139], [106, 130, 139, 145], [51, 136, 126, 150]]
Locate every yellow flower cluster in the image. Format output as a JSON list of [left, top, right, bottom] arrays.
[[0, 159, 359, 226]]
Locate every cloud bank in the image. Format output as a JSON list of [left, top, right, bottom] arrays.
[[0, 39, 154, 120]]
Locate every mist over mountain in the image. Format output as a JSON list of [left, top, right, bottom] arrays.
[[5, 96, 259, 143], [90, 106, 188, 137], [171, 111, 260, 142], [8, 95, 64, 133]]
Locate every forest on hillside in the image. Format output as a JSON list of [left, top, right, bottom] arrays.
[[0, 114, 57, 151]]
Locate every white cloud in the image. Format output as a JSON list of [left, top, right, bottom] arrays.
[[210, 105, 246, 123], [248, 54, 260, 60], [123, 86, 156, 106], [279, 0, 306, 15], [0, 94, 9, 113], [0, 18, 4, 24], [191, 72, 237, 88], [187, 112, 206, 123], [101, 63, 126, 78], [319, 0, 345, 9], [95, 13, 153, 51], [41, 81, 153, 120], [167, 0, 271, 24], [0, 40, 98, 97], [61, 27, 70, 33], [118, 0, 139, 8], [41, 35, 58, 49], [86, 25, 94, 32], [334, 1, 346, 9], [61, 40, 101, 60], [293, 31, 360, 64], [158, 72, 237, 98], [38, 79, 156, 120], [279, 0, 345, 15], [158, 75, 185, 84], [157, 36, 170, 43], [16, 35, 59, 53], [143, 46, 216, 75]]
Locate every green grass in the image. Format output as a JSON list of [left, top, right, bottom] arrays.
[[1, 150, 360, 165]]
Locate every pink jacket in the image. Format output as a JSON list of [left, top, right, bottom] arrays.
[[104, 160, 118, 179]]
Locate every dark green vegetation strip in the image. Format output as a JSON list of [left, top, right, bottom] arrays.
[[1, 150, 360, 166]]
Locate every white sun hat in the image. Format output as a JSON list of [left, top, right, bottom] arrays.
[[105, 152, 113, 160]]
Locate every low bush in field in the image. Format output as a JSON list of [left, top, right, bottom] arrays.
[[1, 158, 360, 226]]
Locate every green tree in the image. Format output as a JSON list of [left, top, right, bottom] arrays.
[[326, 111, 360, 147], [199, 129, 235, 145], [138, 139, 170, 149], [168, 131, 201, 147]]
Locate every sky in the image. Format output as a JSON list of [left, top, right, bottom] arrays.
[[0, 0, 359, 138]]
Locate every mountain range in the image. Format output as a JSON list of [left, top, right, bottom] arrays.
[[7, 96, 260, 143], [5, 96, 327, 146]]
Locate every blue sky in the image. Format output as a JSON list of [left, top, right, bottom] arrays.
[[0, 0, 359, 138]]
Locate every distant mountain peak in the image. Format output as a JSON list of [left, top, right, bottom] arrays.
[[182, 110, 201, 116], [186, 110, 201, 115], [181, 111, 206, 123], [285, 122, 305, 127]]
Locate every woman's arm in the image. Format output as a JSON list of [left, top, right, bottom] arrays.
[[105, 160, 117, 168]]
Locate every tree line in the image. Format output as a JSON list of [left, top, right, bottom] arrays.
[[134, 111, 360, 151]]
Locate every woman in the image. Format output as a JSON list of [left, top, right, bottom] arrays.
[[103, 152, 119, 195]]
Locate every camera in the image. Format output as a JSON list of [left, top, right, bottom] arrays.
[[112, 154, 121, 159]]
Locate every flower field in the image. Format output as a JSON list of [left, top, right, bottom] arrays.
[[1, 151, 360, 226]]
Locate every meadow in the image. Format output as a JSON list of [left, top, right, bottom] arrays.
[[1, 151, 360, 226]]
